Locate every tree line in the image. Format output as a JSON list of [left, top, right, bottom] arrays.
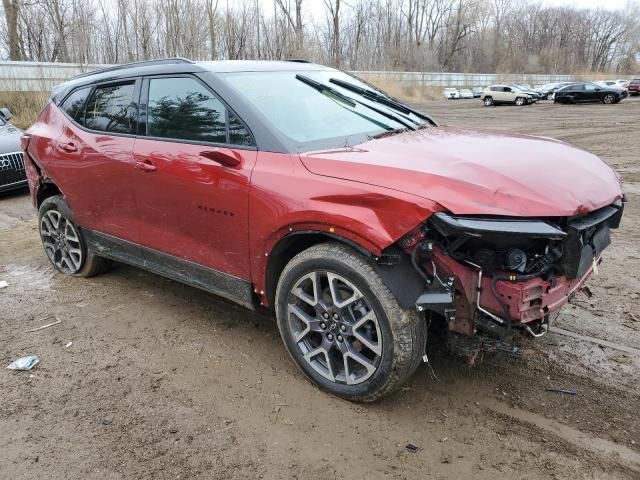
[[1, 0, 639, 74]]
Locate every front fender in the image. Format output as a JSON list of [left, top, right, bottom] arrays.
[[248, 152, 442, 306]]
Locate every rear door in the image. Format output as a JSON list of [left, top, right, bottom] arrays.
[[572, 84, 587, 102], [132, 75, 257, 280], [491, 86, 505, 102], [49, 80, 142, 243]]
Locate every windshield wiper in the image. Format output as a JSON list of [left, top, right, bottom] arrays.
[[328, 78, 437, 126], [295, 74, 417, 131]]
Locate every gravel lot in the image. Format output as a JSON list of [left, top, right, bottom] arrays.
[[1, 96, 639, 479]]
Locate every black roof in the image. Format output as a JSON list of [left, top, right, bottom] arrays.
[[52, 58, 331, 101]]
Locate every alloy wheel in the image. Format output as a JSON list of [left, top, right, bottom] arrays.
[[40, 209, 84, 274], [286, 271, 382, 385], [603, 94, 615, 104]]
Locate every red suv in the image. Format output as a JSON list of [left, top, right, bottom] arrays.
[[23, 59, 624, 401], [628, 79, 640, 96]]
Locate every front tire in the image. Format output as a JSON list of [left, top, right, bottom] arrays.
[[38, 195, 112, 277], [275, 243, 427, 402], [602, 94, 616, 104], [515, 96, 526, 106]]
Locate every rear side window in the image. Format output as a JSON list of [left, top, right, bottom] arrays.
[[146, 77, 253, 146], [60, 87, 91, 122], [84, 82, 136, 134]]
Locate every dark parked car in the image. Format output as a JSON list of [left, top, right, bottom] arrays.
[[23, 58, 624, 401], [554, 82, 627, 104], [628, 79, 640, 96], [539, 82, 571, 100], [512, 84, 543, 100], [0, 108, 26, 193]]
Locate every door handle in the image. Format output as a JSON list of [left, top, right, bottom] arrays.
[[57, 141, 77, 153], [134, 160, 157, 172], [200, 148, 242, 168]]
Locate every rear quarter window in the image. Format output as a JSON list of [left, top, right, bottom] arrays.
[[60, 87, 91, 122]]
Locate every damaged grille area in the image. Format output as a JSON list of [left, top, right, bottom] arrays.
[[428, 202, 623, 279]]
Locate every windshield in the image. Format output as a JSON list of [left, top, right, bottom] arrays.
[[220, 70, 429, 151]]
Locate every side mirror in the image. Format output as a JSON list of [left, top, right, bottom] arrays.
[[0, 107, 12, 121]]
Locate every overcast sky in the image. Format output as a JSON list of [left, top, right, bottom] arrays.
[[295, 0, 636, 16], [541, 0, 633, 8]]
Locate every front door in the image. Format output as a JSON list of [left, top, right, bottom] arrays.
[[583, 83, 599, 102], [132, 75, 257, 280]]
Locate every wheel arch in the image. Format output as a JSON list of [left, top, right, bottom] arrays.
[[263, 230, 428, 313], [264, 231, 373, 310], [36, 181, 63, 209]]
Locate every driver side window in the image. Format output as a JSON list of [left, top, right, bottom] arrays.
[[146, 76, 254, 146]]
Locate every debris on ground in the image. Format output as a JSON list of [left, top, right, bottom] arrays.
[[24, 315, 61, 333], [65, 341, 73, 348], [0, 280, 8, 289], [580, 285, 594, 299], [405, 443, 419, 453], [7, 355, 40, 371], [102, 416, 113, 425], [545, 387, 577, 395]]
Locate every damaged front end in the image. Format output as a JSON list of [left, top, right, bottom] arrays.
[[400, 200, 624, 340]]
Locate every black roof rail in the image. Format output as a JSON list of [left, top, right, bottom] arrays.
[[70, 57, 195, 80], [286, 59, 311, 63]]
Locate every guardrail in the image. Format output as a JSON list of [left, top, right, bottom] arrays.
[[353, 71, 583, 88], [0, 61, 107, 91], [0, 60, 585, 91]]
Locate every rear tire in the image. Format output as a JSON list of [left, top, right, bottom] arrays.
[[275, 242, 427, 402], [483, 96, 494, 106], [38, 195, 112, 277]]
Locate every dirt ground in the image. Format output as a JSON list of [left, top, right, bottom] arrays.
[[1, 96, 639, 479]]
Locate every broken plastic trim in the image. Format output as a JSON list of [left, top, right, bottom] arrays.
[[431, 212, 567, 239], [413, 240, 456, 315]]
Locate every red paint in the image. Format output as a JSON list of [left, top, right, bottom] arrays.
[[300, 127, 622, 217], [26, 102, 623, 333]]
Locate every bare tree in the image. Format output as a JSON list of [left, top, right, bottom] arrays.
[[2, 0, 21, 60], [1, 0, 638, 74]]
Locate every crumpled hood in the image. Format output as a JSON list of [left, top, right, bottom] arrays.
[[299, 126, 623, 217], [0, 123, 23, 153]]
